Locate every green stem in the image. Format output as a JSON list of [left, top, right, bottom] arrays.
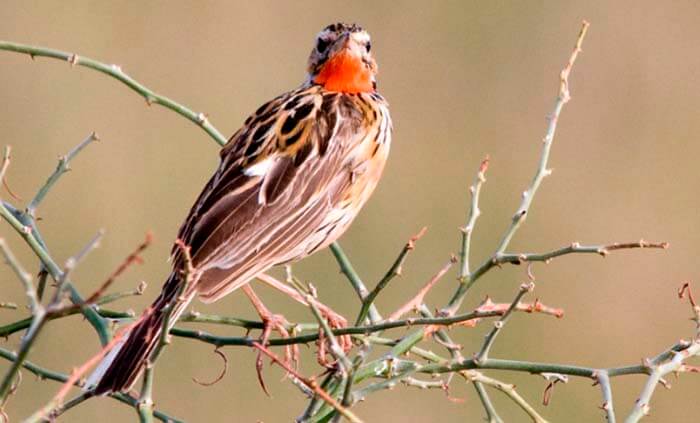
[[444, 22, 591, 315], [458, 158, 488, 281], [0, 347, 182, 422], [329, 243, 381, 323], [170, 308, 507, 347], [26, 132, 99, 217], [0, 308, 132, 339], [475, 283, 532, 362], [354, 232, 422, 325], [0, 202, 109, 343], [0, 311, 47, 400], [473, 381, 503, 423]]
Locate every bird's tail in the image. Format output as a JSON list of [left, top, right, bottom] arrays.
[[87, 272, 194, 395]]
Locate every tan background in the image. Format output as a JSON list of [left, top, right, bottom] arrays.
[[1, 1, 699, 422]]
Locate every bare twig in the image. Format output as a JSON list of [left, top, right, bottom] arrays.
[[388, 256, 456, 321], [355, 228, 427, 325], [624, 283, 700, 422], [329, 243, 382, 324], [459, 156, 489, 281], [82, 232, 153, 305], [466, 371, 549, 423], [444, 20, 592, 315], [496, 240, 668, 265], [0, 230, 103, 404], [26, 132, 99, 217], [0, 147, 12, 193], [48, 230, 104, 309], [475, 281, 535, 363], [0, 202, 109, 343], [595, 370, 616, 423], [0, 239, 38, 314], [472, 380, 504, 423]]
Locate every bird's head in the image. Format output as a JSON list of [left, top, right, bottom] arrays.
[[307, 23, 377, 94]]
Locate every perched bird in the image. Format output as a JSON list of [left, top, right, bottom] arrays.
[[88, 22, 392, 394]]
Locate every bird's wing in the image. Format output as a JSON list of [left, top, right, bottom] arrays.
[[171, 86, 377, 302]]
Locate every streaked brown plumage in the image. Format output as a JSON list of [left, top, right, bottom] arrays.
[[89, 22, 391, 394]]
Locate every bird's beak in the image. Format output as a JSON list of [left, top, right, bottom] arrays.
[[340, 33, 352, 49], [335, 32, 361, 57]]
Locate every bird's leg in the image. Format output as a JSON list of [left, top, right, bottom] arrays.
[[241, 284, 299, 395], [256, 273, 352, 353], [257, 271, 351, 369]]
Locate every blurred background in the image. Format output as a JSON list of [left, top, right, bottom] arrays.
[[1, 1, 699, 421]]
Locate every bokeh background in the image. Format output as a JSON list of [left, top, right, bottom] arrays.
[[1, 1, 699, 421]]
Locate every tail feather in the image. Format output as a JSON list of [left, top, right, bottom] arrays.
[[88, 272, 193, 395]]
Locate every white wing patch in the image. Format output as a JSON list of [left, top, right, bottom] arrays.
[[244, 156, 275, 177]]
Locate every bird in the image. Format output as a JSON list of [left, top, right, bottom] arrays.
[[88, 22, 392, 395]]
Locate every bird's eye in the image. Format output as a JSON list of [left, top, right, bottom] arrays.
[[317, 38, 330, 53], [366, 41, 371, 52]]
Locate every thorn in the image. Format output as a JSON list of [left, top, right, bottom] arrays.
[[196, 112, 209, 125], [641, 403, 650, 416], [307, 283, 318, 298]]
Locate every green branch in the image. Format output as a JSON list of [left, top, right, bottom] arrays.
[[329, 243, 382, 324], [443, 21, 591, 314], [0, 348, 182, 422], [0, 202, 109, 343], [355, 229, 425, 325], [26, 132, 99, 217], [170, 307, 517, 348]]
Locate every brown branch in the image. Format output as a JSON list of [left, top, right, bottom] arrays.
[[388, 256, 456, 321], [83, 232, 153, 304]]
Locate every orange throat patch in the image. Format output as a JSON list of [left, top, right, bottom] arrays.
[[314, 50, 374, 93]]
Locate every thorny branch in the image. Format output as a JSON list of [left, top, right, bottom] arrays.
[[0, 19, 696, 423]]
